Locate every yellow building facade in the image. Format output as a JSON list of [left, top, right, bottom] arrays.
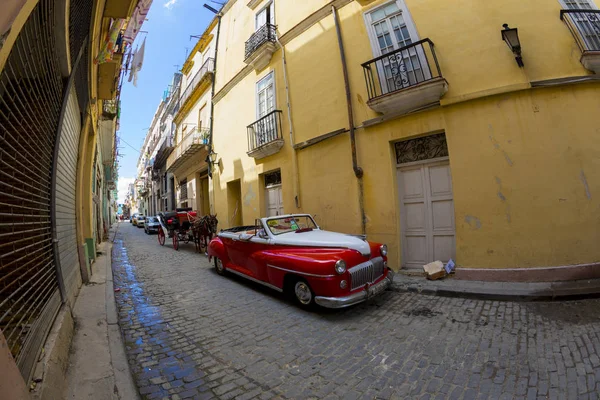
[[167, 20, 218, 214], [211, 0, 600, 282]]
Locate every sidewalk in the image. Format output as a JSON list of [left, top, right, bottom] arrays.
[[64, 224, 139, 400], [392, 271, 600, 299]]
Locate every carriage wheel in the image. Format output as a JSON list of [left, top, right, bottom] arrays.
[[158, 229, 165, 246], [173, 233, 179, 250]]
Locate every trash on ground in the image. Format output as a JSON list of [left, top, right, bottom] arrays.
[[423, 260, 446, 280], [444, 259, 456, 274]]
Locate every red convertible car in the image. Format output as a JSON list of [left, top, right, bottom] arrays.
[[207, 214, 393, 308]]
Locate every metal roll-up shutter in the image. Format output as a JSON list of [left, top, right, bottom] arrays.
[[0, 0, 63, 384], [53, 85, 82, 306]]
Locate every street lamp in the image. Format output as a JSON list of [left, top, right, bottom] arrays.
[[501, 24, 524, 67]]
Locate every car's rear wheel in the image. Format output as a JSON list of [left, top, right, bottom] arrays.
[[293, 279, 314, 307], [214, 257, 225, 275]]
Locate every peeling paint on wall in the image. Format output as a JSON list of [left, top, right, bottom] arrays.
[[243, 183, 256, 206], [464, 215, 482, 230], [580, 170, 592, 200], [489, 126, 514, 166], [495, 177, 511, 223]]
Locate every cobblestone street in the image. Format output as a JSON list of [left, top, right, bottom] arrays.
[[112, 222, 600, 400]]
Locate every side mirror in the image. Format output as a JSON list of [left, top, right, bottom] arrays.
[[258, 230, 268, 239]]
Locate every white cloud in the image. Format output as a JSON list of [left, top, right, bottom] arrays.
[[118, 177, 135, 203], [164, 0, 178, 9]]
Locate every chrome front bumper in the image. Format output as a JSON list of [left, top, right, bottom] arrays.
[[314, 271, 393, 309]]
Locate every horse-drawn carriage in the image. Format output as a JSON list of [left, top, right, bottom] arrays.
[[157, 208, 218, 252]]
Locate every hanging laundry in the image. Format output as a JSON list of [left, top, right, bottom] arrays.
[[129, 38, 146, 87], [123, 0, 153, 44], [128, 46, 137, 83], [96, 18, 126, 64]]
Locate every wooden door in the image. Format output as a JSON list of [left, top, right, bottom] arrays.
[[266, 185, 283, 217], [398, 160, 455, 269]]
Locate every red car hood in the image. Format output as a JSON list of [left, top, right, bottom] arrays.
[[271, 230, 371, 256]]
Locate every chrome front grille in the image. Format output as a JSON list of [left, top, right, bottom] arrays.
[[349, 257, 385, 290]]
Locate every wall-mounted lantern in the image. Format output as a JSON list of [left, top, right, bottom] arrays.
[[501, 24, 524, 67]]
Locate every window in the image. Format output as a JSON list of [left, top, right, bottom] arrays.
[[256, 72, 275, 119], [560, 0, 600, 50], [264, 170, 281, 187], [255, 2, 274, 31], [563, 0, 596, 9], [180, 179, 188, 201], [365, 1, 427, 93]]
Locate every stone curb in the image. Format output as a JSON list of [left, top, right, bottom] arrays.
[[391, 273, 600, 300], [106, 224, 141, 400]]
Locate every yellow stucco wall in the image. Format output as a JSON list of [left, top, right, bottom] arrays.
[[212, 0, 600, 271]]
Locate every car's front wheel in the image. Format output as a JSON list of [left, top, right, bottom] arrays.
[[214, 257, 225, 275], [293, 279, 314, 307]]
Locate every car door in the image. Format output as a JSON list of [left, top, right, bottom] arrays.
[[223, 225, 270, 281]]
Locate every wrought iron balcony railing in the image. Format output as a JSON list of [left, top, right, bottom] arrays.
[[247, 110, 283, 153], [560, 9, 600, 52], [245, 23, 276, 61], [167, 127, 210, 170], [361, 39, 442, 101], [179, 58, 214, 106]]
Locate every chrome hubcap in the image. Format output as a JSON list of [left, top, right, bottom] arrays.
[[216, 258, 224, 273], [294, 282, 312, 305]]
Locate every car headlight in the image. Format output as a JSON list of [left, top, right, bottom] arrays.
[[335, 260, 346, 275], [380, 244, 388, 257]]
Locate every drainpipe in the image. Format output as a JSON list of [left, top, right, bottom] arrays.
[[274, 34, 301, 209], [207, 12, 222, 178], [332, 5, 366, 234], [206, 9, 222, 214]]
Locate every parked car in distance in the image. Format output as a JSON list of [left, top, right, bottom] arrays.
[[130, 213, 138, 223], [133, 215, 145, 227], [207, 214, 392, 309], [144, 216, 160, 234]]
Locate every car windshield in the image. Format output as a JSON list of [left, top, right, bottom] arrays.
[[147, 217, 157, 222], [266, 216, 317, 235]]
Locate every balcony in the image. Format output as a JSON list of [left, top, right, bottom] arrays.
[[173, 59, 214, 125], [181, 58, 214, 106], [153, 134, 174, 169], [244, 23, 277, 71], [560, 9, 600, 73], [247, 110, 284, 159], [166, 127, 210, 173], [362, 39, 447, 116]]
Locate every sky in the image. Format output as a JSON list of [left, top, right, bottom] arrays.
[[116, 0, 217, 202]]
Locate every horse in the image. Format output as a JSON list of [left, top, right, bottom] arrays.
[[192, 214, 218, 254]]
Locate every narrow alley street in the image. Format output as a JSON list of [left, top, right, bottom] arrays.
[[112, 222, 600, 400]]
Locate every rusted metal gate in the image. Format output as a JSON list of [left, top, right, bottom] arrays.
[[52, 0, 93, 308], [0, 0, 65, 383], [0, 0, 93, 383]]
